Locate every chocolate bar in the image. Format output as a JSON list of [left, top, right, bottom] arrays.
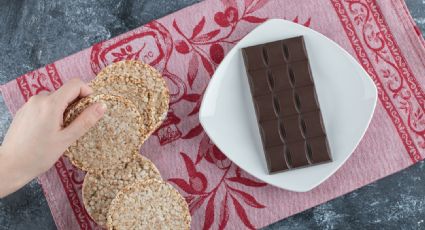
[[242, 36, 332, 174]]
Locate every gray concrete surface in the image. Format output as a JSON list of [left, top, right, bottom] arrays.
[[0, 0, 424, 229]]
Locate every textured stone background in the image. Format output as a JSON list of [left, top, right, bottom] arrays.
[[0, 0, 424, 229]]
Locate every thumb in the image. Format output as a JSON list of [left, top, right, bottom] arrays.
[[62, 102, 107, 145]]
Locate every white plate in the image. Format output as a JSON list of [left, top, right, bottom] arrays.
[[199, 19, 377, 192]]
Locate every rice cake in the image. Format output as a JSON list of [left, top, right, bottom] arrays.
[[107, 179, 191, 230], [95, 60, 160, 82], [82, 154, 161, 226], [90, 60, 170, 139], [64, 94, 142, 172], [91, 74, 169, 141]]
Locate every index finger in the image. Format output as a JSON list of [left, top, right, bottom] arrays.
[[51, 78, 93, 108]]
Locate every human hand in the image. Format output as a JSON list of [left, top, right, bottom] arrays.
[[0, 78, 106, 198]]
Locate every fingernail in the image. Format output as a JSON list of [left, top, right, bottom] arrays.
[[96, 102, 107, 115]]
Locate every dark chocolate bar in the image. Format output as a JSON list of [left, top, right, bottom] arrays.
[[242, 36, 332, 174]]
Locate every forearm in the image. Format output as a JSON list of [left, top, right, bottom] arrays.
[[0, 146, 32, 198]]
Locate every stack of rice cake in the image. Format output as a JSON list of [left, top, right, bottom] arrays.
[[64, 61, 191, 229]]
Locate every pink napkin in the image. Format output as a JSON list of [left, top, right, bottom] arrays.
[[1, 0, 425, 229]]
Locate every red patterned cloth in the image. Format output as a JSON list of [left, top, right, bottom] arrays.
[[1, 0, 425, 229]]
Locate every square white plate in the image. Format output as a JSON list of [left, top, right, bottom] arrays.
[[199, 19, 377, 192]]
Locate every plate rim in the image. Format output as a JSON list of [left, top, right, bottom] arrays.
[[199, 18, 378, 192]]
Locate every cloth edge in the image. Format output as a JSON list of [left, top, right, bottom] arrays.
[[392, 0, 425, 62], [0, 84, 17, 115], [37, 176, 67, 230], [263, 161, 413, 228]]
